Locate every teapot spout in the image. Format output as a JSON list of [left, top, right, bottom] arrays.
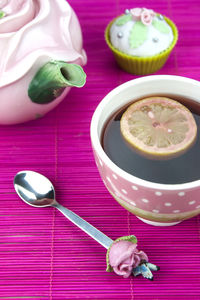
[[28, 60, 86, 104]]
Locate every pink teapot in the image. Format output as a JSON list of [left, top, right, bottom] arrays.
[[0, 0, 87, 124]]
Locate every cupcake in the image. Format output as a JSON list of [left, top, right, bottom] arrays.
[[105, 8, 178, 75]]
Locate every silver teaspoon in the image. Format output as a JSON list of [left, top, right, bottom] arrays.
[[14, 170, 113, 249], [13, 170, 159, 280]]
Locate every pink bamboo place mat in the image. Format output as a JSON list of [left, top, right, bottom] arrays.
[[1, 0, 200, 299]]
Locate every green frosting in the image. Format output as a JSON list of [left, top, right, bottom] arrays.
[[116, 14, 132, 26], [152, 19, 170, 34], [0, 11, 5, 19], [129, 21, 148, 49], [106, 235, 137, 272]]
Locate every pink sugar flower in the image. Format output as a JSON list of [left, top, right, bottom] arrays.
[[131, 7, 156, 26], [130, 8, 143, 21]]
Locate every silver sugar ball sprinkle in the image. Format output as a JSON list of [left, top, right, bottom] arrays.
[[117, 32, 123, 38], [152, 37, 159, 43], [124, 9, 130, 15], [158, 14, 164, 20]]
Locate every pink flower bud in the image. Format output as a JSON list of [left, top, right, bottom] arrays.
[[141, 9, 153, 26], [130, 7, 143, 21]]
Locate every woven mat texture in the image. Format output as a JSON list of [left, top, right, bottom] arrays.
[[1, 0, 200, 299]]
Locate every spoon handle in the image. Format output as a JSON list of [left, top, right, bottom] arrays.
[[55, 203, 113, 249]]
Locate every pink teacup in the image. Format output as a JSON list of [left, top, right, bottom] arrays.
[[90, 75, 200, 226]]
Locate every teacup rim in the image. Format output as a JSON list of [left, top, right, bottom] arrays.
[[90, 74, 200, 191]]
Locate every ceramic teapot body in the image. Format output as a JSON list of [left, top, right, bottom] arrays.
[[0, 0, 87, 124]]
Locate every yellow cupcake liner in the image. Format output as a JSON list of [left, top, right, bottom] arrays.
[[105, 15, 178, 75]]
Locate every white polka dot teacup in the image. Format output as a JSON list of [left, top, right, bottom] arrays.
[[90, 75, 200, 226]]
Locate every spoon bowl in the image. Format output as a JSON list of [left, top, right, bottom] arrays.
[[14, 171, 56, 207]]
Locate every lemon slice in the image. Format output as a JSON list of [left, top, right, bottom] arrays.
[[120, 97, 197, 159]]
